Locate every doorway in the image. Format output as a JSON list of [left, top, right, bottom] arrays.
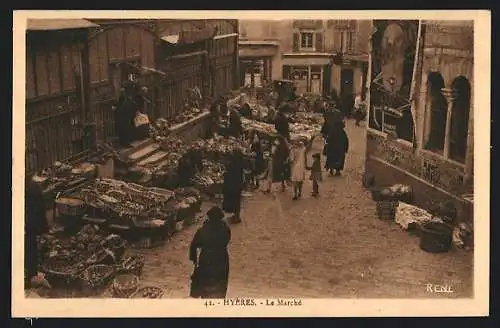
[[340, 68, 354, 97]]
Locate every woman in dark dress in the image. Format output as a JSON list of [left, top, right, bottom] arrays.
[[271, 136, 290, 192], [222, 150, 245, 223], [325, 122, 349, 176], [25, 176, 49, 289], [189, 206, 231, 299], [228, 108, 243, 138], [274, 109, 290, 141]]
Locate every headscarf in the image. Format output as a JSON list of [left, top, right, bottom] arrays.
[[207, 206, 225, 222]]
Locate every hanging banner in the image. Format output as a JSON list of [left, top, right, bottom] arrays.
[[368, 20, 419, 142]]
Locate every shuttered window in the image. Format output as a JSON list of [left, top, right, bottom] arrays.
[[282, 65, 291, 80], [292, 32, 299, 52], [315, 32, 323, 52]]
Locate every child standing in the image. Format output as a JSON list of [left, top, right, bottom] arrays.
[[289, 140, 307, 200], [307, 153, 323, 197]]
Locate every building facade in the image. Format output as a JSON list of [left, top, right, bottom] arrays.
[[238, 19, 371, 98], [365, 20, 474, 225], [26, 19, 239, 174]]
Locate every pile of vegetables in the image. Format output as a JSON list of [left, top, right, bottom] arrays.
[[191, 160, 225, 192]]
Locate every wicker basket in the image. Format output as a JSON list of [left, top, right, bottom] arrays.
[[129, 286, 165, 299], [115, 255, 145, 275], [41, 260, 86, 287], [79, 264, 115, 295], [419, 222, 453, 253], [55, 197, 86, 216], [376, 201, 398, 220], [111, 274, 139, 298]]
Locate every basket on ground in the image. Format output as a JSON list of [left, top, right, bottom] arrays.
[[419, 222, 453, 253], [111, 274, 139, 298], [115, 255, 145, 275], [129, 286, 165, 299], [79, 264, 115, 294], [41, 259, 86, 287], [376, 201, 398, 220]]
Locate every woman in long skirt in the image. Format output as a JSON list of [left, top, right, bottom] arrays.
[[325, 124, 349, 176], [222, 150, 245, 223], [271, 136, 290, 192], [189, 206, 231, 298]]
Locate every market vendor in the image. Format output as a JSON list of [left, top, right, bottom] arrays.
[[116, 82, 140, 147], [222, 150, 245, 224], [274, 108, 290, 141], [228, 107, 243, 138], [25, 175, 51, 290]]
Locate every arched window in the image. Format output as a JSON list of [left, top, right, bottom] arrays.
[[449, 76, 471, 163], [424, 72, 447, 152]]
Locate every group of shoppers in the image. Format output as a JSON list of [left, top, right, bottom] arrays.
[[189, 102, 352, 300]]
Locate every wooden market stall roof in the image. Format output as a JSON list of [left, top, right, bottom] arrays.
[[27, 19, 99, 31]]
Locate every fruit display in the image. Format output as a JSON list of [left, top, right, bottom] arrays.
[[190, 135, 251, 161], [241, 117, 278, 138], [289, 122, 317, 144], [78, 179, 175, 222]]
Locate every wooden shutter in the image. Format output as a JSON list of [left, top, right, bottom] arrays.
[[292, 32, 299, 52], [315, 32, 323, 52]]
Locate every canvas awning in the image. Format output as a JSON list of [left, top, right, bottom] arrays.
[[160, 26, 217, 45], [27, 19, 99, 31]]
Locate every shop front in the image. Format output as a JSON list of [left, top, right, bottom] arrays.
[[281, 55, 332, 96]]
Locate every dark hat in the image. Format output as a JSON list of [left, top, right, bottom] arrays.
[[312, 152, 321, 159], [207, 206, 225, 221]]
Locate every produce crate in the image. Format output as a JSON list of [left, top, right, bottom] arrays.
[[376, 201, 398, 220]]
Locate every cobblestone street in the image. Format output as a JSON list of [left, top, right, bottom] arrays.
[[126, 120, 473, 299]]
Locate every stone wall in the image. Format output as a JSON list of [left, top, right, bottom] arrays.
[[366, 131, 468, 196]]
